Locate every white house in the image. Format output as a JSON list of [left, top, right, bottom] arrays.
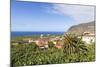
[[82, 32, 95, 44]]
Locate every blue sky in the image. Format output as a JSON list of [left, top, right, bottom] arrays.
[[11, 0, 95, 32]]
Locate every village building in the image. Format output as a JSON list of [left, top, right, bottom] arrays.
[[82, 32, 95, 44], [51, 36, 63, 49], [34, 38, 49, 49]]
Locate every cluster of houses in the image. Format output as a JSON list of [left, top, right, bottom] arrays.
[[12, 32, 95, 49], [31, 36, 63, 49], [12, 34, 63, 49]]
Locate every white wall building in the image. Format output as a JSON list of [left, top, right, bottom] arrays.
[[82, 32, 95, 44]]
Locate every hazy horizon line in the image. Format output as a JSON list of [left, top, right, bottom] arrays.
[[11, 31, 65, 32]]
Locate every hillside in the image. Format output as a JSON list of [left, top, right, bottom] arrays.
[[66, 21, 95, 34]]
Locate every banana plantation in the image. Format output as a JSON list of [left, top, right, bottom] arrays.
[[11, 34, 95, 66]]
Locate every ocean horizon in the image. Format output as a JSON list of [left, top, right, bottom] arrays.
[[11, 31, 64, 37]]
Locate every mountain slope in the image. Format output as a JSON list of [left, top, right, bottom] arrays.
[[67, 21, 95, 34]]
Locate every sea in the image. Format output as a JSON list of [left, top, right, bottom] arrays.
[[11, 31, 64, 37]]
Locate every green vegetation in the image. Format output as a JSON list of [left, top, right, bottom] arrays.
[[11, 34, 95, 66]]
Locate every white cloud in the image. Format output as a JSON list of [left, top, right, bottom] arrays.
[[17, 0, 95, 24], [17, 0, 95, 5], [46, 4, 95, 23], [17, 0, 95, 23]]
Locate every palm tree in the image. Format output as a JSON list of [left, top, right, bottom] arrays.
[[63, 33, 88, 61]]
